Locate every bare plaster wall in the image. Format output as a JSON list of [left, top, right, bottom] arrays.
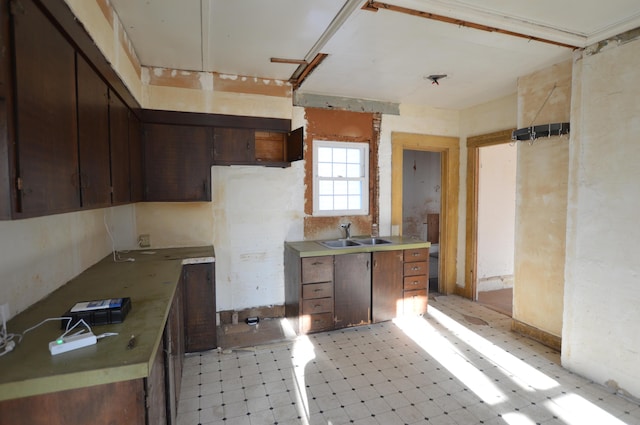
[[513, 61, 572, 337], [563, 37, 640, 398], [0, 205, 135, 319]]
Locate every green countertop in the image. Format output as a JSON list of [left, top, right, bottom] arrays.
[[0, 246, 214, 402], [286, 236, 430, 257]]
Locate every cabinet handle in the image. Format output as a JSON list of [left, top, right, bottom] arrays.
[[314, 304, 322, 309], [313, 319, 322, 324], [411, 281, 418, 285], [313, 288, 322, 292], [311, 261, 323, 265], [412, 266, 420, 271], [412, 252, 420, 256]]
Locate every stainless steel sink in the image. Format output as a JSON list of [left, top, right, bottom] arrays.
[[356, 237, 392, 245], [319, 239, 362, 249]]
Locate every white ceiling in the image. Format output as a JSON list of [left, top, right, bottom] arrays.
[[109, 0, 640, 110]]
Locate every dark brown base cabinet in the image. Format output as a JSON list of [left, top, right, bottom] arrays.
[[183, 263, 217, 352], [285, 246, 429, 335], [372, 250, 404, 323], [0, 261, 215, 425]]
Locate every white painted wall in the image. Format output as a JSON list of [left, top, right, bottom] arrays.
[[563, 37, 640, 398], [477, 144, 516, 291], [0, 205, 136, 319]]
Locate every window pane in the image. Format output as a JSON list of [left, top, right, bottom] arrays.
[[317, 147, 333, 162], [348, 196, 361, 210], [348, 181, 361, 195], [346, 149, 361, 163], [334, 180, 348, 195], [319, 180, 334, 195], [346, 164, 361, 178], [332, 163, 347, 178], [334, 195, 348, 210], [333, 148, 346, 163], [318, 163, 332, 177], [318, 196, 333, 210]]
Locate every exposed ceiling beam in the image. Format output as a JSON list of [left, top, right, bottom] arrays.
[[362, 1, 580, 50], [290, 53, 328, 90]]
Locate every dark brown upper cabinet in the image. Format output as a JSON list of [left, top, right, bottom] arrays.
[[77, 54, 111, 209], [143, 123, 213, 202], [12, 0, 80, 216], [109, 91, 131, 205], [128, 112, 144, 203], [213, 127, 255, 164]]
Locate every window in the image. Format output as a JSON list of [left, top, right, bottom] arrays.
[[313, 141, 369, 216]]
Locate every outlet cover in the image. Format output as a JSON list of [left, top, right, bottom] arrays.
[[138, 234, 151, 248]]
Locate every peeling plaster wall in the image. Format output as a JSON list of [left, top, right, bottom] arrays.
[[0, 205, 135, 319], [563, 37, 640, 398], [513, 61, 572, 337], [64, 0, 143, 102]]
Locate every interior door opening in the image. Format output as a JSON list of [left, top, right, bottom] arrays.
[[402, 149, 442, 293]]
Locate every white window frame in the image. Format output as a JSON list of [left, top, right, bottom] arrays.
[[312, 140, 369, 216]]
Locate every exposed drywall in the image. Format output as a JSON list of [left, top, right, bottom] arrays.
[[0, 205, 135, 319], [513, 61, 571, 338], [563, 35, 640, 398], [477, 144, 516, 291]]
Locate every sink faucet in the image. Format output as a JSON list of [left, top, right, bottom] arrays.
[[340, 222, 352, 239]]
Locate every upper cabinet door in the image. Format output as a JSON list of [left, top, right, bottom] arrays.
[[144, 123, 213, 202], [109, 91, 131, 205], [128, 112, 144, 203], [286, 127, 304, 163], [13, 0, 80, 215], [77, 54, 111, 209], [213, 127, 254, 164]]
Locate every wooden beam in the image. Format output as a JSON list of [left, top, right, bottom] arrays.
[[270, 57, 307, 65], [362, 1, 579, 50], [290, 53, 328, 90]]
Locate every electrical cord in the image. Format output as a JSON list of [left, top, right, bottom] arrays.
[[103, 209, 135, 263]]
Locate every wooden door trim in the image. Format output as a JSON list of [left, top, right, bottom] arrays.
[[464, 129, 514, 299], [391, 132, 458, 295]]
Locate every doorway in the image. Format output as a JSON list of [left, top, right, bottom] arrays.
[[391, 132, 459, 295], [465, 129, 516, 315], [402, 150, 442, 293]]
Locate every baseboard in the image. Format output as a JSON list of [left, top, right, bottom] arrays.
[[219, 305, 285, 325], [511, 319, 562, 352]]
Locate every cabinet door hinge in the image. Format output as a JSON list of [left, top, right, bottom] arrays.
[[16, 177, 22, 191]]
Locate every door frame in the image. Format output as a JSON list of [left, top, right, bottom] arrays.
[[391, 132, 459, 295], [463, 129, 514, 299]]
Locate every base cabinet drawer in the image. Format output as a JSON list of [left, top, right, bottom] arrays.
[[301, 312, 334, 333], [404, 261, 428, 276], [403, 275, 427, 290], [404, 289, 428, 316], [301, 256, 333, 283], [302, 282, 333, 299], [302, 297, 333, 314]]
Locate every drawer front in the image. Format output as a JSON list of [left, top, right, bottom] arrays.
[[302, 297, 333, 314], [403, 289, 428, 316], [302, 282, 333, 299], [403, 261, 428, 276], [301, 256, 334, 283], [301, 312, 334, 333], [403, 275, 427, 290], [404, 248, 429, 262]]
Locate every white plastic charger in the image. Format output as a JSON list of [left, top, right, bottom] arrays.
[[49, 332, 97, 355]]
